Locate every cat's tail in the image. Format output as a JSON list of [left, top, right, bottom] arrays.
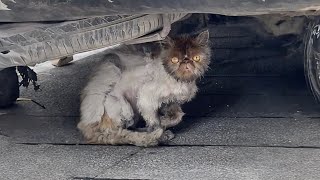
[[78, 117, 164, 147]]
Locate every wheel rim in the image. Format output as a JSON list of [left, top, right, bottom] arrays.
[[305, 22, 320, 101]]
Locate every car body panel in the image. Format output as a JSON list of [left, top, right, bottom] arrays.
[[0, 13, 187, 69], [0, 0, 319, 22]]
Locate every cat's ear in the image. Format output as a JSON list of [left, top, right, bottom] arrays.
[[196, 30, 210, 46], [160, 36, 174, 49]]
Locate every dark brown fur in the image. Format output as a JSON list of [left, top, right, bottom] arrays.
[[162, 31, 211, 82]]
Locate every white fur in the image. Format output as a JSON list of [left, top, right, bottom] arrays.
[[80, 46, 198, 129]]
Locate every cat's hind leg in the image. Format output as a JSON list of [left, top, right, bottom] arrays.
[[78, 56, 164, 146], [80, 61, 122, 126], [78, 112, 164, 147]]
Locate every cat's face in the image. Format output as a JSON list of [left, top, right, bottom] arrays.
[[162, 30, 211, 82]]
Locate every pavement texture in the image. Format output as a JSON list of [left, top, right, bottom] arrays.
[[1, 44, 320, 179]]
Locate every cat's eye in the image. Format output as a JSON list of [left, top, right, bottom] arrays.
[[192, 55, 201, 62], [171, 57, 179, 64]]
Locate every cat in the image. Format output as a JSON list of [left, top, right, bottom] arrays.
[[77, 30, 211, 147]]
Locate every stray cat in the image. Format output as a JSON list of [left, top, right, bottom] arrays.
[[78, 30, 211, 147]]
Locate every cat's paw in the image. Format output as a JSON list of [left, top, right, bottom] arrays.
[[140, 128, 164, 147], [159, 103, 184, 120], [159, 130, 175, 143], [159, 104, 184, 129]]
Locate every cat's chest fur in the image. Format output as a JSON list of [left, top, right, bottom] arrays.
[[119, 59, 197, 106], [152, 73, 197, 104]]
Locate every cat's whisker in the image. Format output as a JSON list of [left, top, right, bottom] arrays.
[[207, 65, 212, 70]]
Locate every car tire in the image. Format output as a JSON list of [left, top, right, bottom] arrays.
[[304, 17, 320, 102], [0, 67, 19, 107]]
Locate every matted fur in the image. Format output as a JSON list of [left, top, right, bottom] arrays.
[[78, 30, 211, 146], [77, 117, 163, 146], [159, 103, 185, 129]]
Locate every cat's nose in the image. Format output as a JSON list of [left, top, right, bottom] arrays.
[[183, 57, 190, 62]]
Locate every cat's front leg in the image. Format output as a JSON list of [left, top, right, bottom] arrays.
[[137, 96, 162, 132], [104, 94, 135, 128], [159, 103, 185, 129], [140, 108, 161, 132]]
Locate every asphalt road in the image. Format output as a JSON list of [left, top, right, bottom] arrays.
[[1, 47, 320, 179]]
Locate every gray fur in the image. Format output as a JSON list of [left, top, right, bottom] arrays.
[[78, 32, 211, 146]]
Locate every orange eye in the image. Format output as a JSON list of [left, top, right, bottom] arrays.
[[192, 55, 201, 62], [171, 57, 179, 64]]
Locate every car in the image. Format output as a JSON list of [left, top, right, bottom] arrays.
[[1, 0, 320, 107]]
